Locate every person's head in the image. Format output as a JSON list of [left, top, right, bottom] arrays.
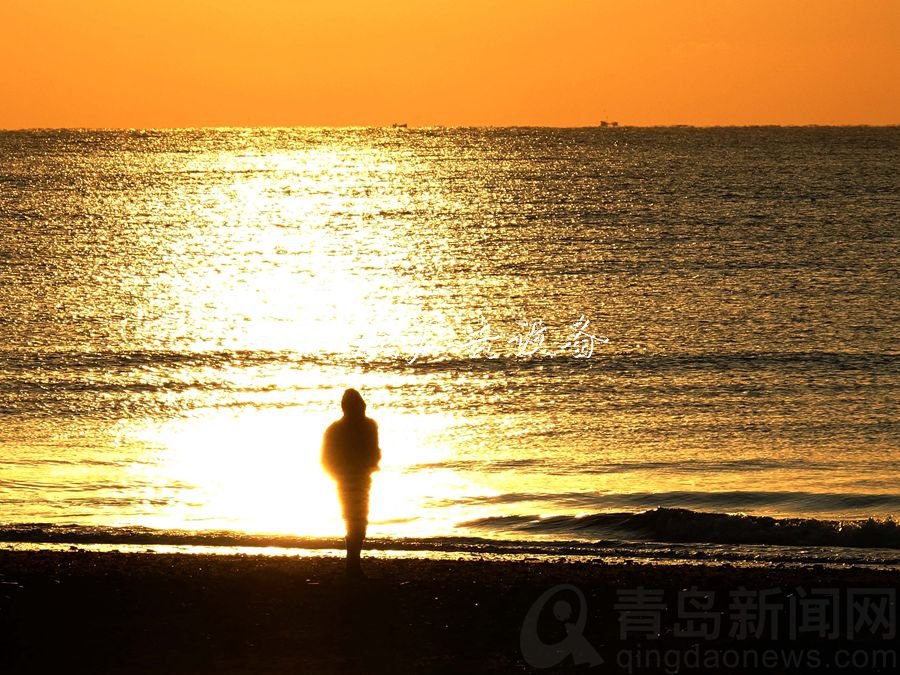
[[341, 388, 366, 418]]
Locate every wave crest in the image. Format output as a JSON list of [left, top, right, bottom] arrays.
[[460, 507, 900, 549]]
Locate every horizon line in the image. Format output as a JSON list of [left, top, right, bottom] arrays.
[[3, 123, 899, 132]]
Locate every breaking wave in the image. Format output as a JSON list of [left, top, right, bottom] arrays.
[[461, 507, 900, 549]]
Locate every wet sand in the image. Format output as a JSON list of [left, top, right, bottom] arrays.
[[1, 550, 897, 674]]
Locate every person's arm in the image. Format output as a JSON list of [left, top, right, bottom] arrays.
[[369, 420, 381, 471], [321, 426, 336, 477]]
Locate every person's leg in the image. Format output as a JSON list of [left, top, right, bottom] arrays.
[[339, 477, 371, 576], [345, 522, 364, 575]]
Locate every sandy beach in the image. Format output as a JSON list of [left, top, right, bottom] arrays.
[[1, 550, 897, 674]]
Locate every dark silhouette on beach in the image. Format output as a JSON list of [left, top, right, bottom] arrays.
[[322, 388, 381, 577]]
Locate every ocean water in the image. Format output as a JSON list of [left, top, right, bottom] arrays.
[[1, 127, 898, 564]]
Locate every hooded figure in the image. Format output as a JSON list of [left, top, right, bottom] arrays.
[[321, 388, 381, 577]]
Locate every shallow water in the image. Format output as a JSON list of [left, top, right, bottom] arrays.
[[1, 127, 897, 552]]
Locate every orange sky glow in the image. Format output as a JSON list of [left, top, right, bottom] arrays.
[[2, 0, 898, 128]]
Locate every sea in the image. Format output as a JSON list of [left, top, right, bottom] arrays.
[[1, 127, 897, 567]]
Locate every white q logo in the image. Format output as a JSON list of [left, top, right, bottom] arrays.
[[520, 584, 603, 669]]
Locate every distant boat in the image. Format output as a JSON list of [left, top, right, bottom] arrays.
[[599, 120, 619, 128], [390, 123, 408, 129]]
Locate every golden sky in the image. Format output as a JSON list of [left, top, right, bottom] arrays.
[[2, 0, 898, 128]]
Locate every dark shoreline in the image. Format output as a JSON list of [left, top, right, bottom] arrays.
[[2, 550, 897, 674], [4, 504, 899, 555]]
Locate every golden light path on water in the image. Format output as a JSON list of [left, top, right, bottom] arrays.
[[112, 140, 502, 537]]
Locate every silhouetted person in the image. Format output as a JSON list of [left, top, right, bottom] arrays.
[[322, 388, 381, 578]]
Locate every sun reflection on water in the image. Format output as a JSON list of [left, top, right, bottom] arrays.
[[119, 140, 464, 361], [98, 138, 479, 535], [126, 401, 489, 538]]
